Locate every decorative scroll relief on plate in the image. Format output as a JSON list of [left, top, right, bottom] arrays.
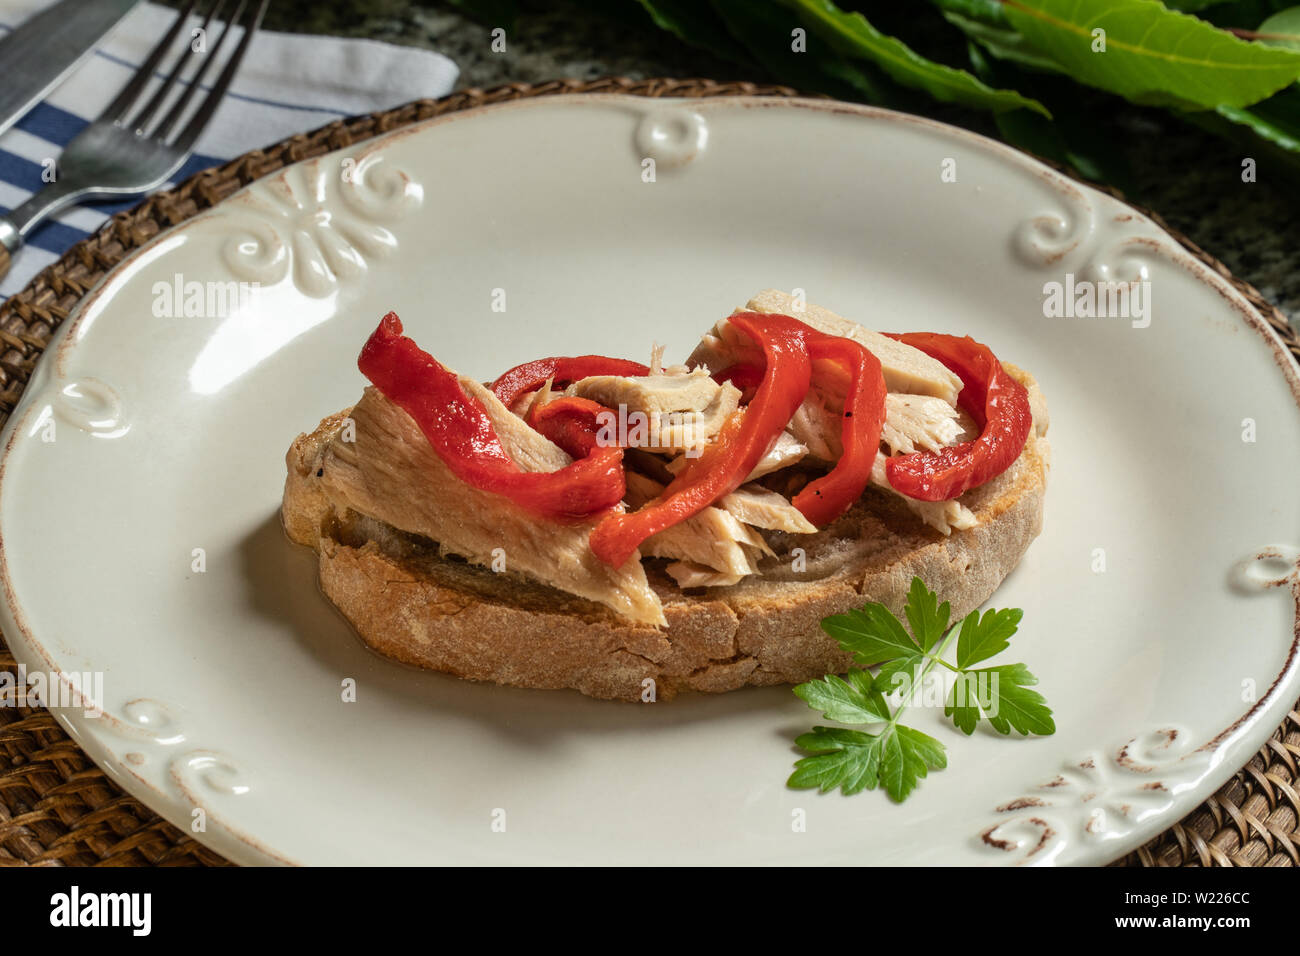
[[1076, 234, 1161, 297], [219, 153, 422, 297], [1010, 184, 1095, 269], [1231, 545, 1300, 593], [980, 726, 1213, 864], [635, 108, 709, 168], [99, 697, 251, 799], [172, 751, 250, 798], [983, 548, 1299, 864], [52, 377, 126, 438], [119, 698, 185, 745], [25, 377, 128, 440]]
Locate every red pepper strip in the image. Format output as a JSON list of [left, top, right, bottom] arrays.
[[358, 313, 627, 521], [712, 335, 887, 525], [791, 335, 887, 526], [880, 332, 1032, 502], [712, 362, 765, 404], [588, 312, 813, 568], [489, 355, 650, 408], [525, 396, 612, 459]]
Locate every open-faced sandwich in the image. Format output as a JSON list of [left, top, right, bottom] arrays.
[[282, 290, 1049, 701]]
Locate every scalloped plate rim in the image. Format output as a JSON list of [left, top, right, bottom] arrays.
[[0, 93, 1296, 867]]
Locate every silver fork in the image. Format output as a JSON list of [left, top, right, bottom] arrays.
[[0, 0, 269, 278]]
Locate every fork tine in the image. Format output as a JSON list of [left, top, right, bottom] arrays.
[[99, 0, 202, 125], [170, 0, 268, 155], [128, 0, 230, 135], [150, 0, 244, 142]]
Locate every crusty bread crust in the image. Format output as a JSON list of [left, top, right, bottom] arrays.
[[281, 370, 1049, 702]]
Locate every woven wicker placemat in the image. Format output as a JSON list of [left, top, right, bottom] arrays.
[[0, 77, 1296, 868]]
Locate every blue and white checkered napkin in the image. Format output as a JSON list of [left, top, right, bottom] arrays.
[[0, 0, 458, 298]]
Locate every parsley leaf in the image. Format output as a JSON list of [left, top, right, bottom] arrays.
[[789, 577, 1054, 803], [943, 676, 982, 736], [820, 601, 919, 665], [873, 654, 924, 694], [793, 670, 890, 725], [789, 727, 884, 796], [980, 664, 1056, 736], [904, 576, 951, 651], [955, 605, 1023, 668], [887, 725, 948, 801], [789, 723, 947, 802], [945, 662, 1056, 736]]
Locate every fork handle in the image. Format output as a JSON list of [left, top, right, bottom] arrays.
[[0, 182, 90, 281], [0, 218, 18, 282]]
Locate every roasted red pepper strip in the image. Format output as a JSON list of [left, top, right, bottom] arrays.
[[490, 355, 650, 408], [712, 362, 765, 404], [589, 312, 813, 568], [881, 332, 1031, 501], [792, 335, 887, 526], [525, 396, 611, 459], [358, 313, 626, 521]]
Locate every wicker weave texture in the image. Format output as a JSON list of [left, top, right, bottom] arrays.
[[0, 78, 1296, 867]]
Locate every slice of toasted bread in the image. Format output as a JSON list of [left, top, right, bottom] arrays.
[[281, 368, 1049, 702]]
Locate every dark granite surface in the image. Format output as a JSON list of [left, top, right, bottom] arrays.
[[218, 1, 1300, 332]]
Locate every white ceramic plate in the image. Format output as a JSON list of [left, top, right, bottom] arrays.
[[1, 95, 1297, 866]]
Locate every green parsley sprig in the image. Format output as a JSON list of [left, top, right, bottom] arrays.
[[787, 577, 1055, 803]]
